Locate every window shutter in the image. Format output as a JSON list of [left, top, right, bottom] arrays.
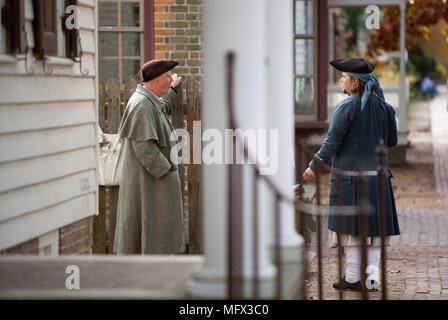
[[1, 0, 26, 54], [63, 0, 80, 59], [33, 0, 58, 57]]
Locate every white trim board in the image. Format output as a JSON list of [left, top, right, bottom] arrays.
[[328, 0, 406, 8]]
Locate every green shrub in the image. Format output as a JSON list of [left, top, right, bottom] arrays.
[[408, 43, 436, 78]]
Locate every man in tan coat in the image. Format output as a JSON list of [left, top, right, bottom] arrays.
[[113, 60, 185, 254]]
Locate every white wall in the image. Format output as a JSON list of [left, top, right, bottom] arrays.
[[0, 0, 98, 251]]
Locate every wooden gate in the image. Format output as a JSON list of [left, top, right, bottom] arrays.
[[94, 77, 202, 254]]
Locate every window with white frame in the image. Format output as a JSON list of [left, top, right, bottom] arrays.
[[294, 0, 318, 121], [32, 0, 80, 60], [1, 0, 77, 59], [39, 231, 59, 256], [99, 0, 145, 83], [0, 0, 25, 55]]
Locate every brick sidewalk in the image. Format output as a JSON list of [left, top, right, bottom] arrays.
[[432, 86, 448, 209], [399, 86, 448, 300], [396, 208, 448, 300]]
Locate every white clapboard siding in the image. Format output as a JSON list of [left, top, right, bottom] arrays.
[[0, 124, 96, 163], [0, 170, 97, 223], [0, 0, 98, 251], [80, 0, 95, 8], [80, 30, 96, 55], [0, 193, 96, 251], [0, 147, 97, 193], [0, 101, 96, 134], [79, 4, 95, 31], [0, 76, 95, 105]]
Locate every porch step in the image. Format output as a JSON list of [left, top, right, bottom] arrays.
[[0, 255, 203, 299]]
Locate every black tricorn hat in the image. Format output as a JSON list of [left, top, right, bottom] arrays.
[[329, 58, 375, 74], [138, 59, 179, 82]]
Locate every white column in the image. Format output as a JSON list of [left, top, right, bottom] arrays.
[[265, 0, 304, 263], [398, 0, 408, 145], [186, 0, 276, 299]]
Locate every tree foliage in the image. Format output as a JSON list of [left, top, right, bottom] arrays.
[[408, 43, 436, 77], [366, 0, 448, 56], [344, 8, 364, 53]]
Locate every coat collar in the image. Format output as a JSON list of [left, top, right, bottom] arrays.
[[135, 84, 174, 131], [136, 84, 164, 113]]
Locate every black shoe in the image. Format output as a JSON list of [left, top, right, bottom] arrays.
[[333, 278, 362, 291]]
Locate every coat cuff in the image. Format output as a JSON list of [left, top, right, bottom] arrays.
[[147, 152, 172, 179], [309, 159, 316, 172], [309, 154, 325, 172]]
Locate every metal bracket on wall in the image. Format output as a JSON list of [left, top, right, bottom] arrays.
[[73, 38, 89, 76], [16, 30, 35, 75], [42, 56, 53, 75]]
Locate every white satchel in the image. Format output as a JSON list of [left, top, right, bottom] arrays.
[[97, 125, 124, 186]]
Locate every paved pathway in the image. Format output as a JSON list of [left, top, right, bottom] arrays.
[[431, 86, 448, 209], [399, 86, 448, 300], [396, 208, 448, 300]]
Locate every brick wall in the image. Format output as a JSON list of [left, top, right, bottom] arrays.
[[1, 238, 39, 255], [59, 217, 93, 255], [0, 217, 93, 255], [154, 0, 203, 82]]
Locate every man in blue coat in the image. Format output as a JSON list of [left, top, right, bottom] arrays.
[[303, 58, 400, 291]]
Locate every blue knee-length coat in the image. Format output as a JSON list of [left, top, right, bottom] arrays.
[[309, 94, 400, 237]]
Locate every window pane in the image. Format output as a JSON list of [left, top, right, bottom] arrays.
[[100, 2, 118, 27], [122, 2, 140, 27], [122, 32, 141, 57], [295, 78, 315, 115], [100, 59, 119, 82], [295, 0, 314, 34], [123, 59, 141, 81], [42, 245, 52, 255], [295, 39, 314, 75], [100, 32, 119, 57]]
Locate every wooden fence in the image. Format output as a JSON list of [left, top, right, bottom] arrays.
[[94, 76, 202, 254]]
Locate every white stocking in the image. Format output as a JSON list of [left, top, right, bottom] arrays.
[[345, 246, 361, 283], [366, 246, 381, 286], [345, 246, 382, 284]]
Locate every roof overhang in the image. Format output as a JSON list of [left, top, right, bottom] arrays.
[[328, 0, 406, 9]]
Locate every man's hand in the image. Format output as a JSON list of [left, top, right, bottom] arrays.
[[302, 167, 315, 181], [171, 73, 182, 88]]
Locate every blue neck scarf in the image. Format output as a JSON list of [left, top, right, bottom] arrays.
[[347, 72, 386, 111]]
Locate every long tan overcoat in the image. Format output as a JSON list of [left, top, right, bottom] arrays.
[[113, 84, 185, 254]]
